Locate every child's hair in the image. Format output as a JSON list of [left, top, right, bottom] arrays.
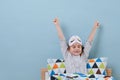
[[67, 35, 85, 55]]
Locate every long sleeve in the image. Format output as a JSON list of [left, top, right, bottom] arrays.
[[59, 39, 68, 59], [83, 41, 92, 58]]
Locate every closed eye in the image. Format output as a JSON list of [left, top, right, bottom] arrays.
[[71, 40, 74, 43], [77, 39, 81, 42]]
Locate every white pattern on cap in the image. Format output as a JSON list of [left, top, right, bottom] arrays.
[[68, 35, 82, 46]]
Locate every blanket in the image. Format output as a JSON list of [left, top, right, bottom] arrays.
[[50, 73, 115, 80]]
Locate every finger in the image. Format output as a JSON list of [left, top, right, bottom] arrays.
[[53, 18, 56, 22], [97, 23, 99, 26], [96, 21, 99, 26]]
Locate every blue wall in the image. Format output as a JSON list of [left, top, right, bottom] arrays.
[[0, 0, 120, 80]]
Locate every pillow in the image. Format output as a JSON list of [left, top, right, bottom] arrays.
[[47, 59, 66, 76], [87, 57, 107, 75]]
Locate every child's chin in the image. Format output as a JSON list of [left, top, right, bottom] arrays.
[[73, 53, 80, 56]]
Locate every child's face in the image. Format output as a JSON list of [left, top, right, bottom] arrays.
[[69, 43, 82, 56]]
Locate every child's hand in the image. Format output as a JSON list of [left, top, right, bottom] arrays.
[[94, 21, 100, 29], [53, 17, 59, 26]]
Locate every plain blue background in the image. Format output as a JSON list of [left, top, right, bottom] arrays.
[[0, 0, 120, 80]]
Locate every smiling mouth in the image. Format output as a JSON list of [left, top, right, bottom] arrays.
[[74, 51, 80, 53], [75, 51, 80, 53]]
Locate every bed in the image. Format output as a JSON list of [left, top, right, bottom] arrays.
[[41, 57, 115, 80], [41, 68, 114, 80]]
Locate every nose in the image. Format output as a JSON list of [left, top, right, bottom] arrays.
[[75, 47, 80, 50]]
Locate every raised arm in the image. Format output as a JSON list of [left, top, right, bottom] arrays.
[[87, 21, 100, 43], [53, 18, 65, 40]]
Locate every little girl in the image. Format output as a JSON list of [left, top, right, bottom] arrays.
[[53, 17, 99, 74]]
